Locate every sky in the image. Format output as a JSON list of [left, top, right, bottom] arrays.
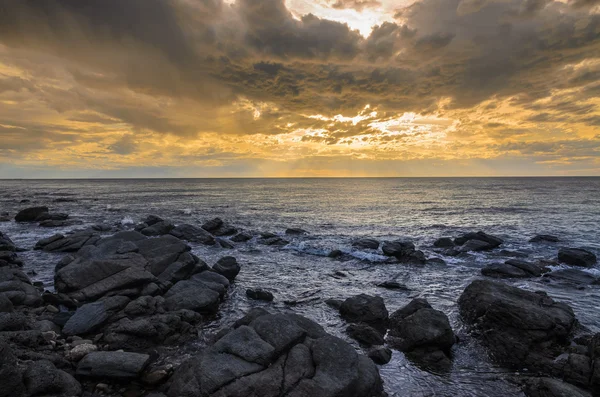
[[0, 0, 599, 178]]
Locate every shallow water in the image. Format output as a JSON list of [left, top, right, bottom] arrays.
[[2, 177, 600, 396]]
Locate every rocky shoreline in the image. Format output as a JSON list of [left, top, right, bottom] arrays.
[[1, 206, 599, 396]]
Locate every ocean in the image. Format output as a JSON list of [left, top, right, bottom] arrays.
[[2, 177, 600, 396]]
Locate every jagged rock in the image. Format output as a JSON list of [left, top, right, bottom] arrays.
[[212, 256, 240, 281], [15, 206, 48, 222], [458, 280, 576, 372], [352, 238, 379, 250], [62, 296, 130, 336], [433, 238, 454, 248], [552, 353, 592, 388], [368, 347, 392, 365], [339, 294, 388, 330], [530, 235, 560, 243], [454, 231, 503, 250], [170, 224, 216, 245], [347, 323, 385, 347], [76, 351, 150, 379], [558, 248, 597, 268], [246, 288, 274, 301], [23, 360, 82, 396], [168, 310, 383, 397], [387, 298, 455, 370], [381, 241, 426, 264]]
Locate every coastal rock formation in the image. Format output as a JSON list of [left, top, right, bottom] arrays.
[[352, 238, 379, 250], [15, 206, 49, 222], [458, 280, 576, 371], [387, 298, 456, 370], [0, 267, 41, 306], [202, 217, 238, 236], [339, 294, 388, 330], [168, 310, 383, 397], [170, 224, 216, 245], [212, 256, 241, 281], [558, 248, 597, 268], [454, 231, 503, 251], [381, 241, 426, 264], [76, 351, 150, 379], [481, 259, 545, 278]]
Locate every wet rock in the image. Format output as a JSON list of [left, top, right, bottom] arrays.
[[39, 219, 70, 227], [212, 256, 240, 281], [157, 259, 208, 285], [37, 231, 100, 253], [347, 323, 385, 346], [328, 249, 343, 258], [36, 212, 69, 222], [381, 241, 426, 264], [387, 298, 455, 370], [164, 279, 221, 313], [325, 299, 343, 310], [231, 232, 252, 242], [481, 263, 531, 278], [505, 259, 545, 276], [258, 236, 289, 246], [286, 228, 308, 235], [0, 267, 42, 306], [552, 353, 592, 388], [427, 257, 447, 266], [543, 269, 600, 287], [168, 310, 383, 397], [339, 294, 388, 329], [202, 217, 237, 236], [433, 237, 455, 248], [558, 248, 597, 268], [23, 359, 82, 396], [368, 347, 392, 365], [0, 231, 16, 252], [76, 351, 150, 379], [170, 224, 216, 245], [62, 296, 130, 336], [246, 288, 274, 301], [530, 235, 560, 243], [458, 280, 576, 371], [143, 215, 164, 226], [523, 377, 591, 397], [216, 238, 234, 249], [352, 238, 379, 250], [454, 231, 503, 250], [15, 206, 49, 222], [376, 280, 408, 290], [0, 212, 10, 222], [141, 220, 175, 236], [0, 342, 25, 397]]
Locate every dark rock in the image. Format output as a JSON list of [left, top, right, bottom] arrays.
[[258, 236, 289, 246], [0, 267, 42, 306], [505, 259, 544, 276], [352, 238, 379, 250], [39, 220, 71, 228], [36, 212, 69, 222], [325, 299, 343, 310], [368, 347, 392, 365], [38, 231, 100, 253], [76, 351, 150, 379], [481, 263, 530, 278], [454, 231, 503, 250], [328, 249, 343, 258], [460, 239, 494, 252], [523, 377, 591, 397], [202, 217, 237, 236], [530, 235, 560, 243], [0, 312, 31, 331], [339, 294, 388, 329], [286, 228, 308, 235], [376, 280, 408, 290], [543, 269, 600, 286], [427, 257, 447, 266], [15, 206, 48, 222], [143, 215, 164, 226], [34, 234, 64, 250], [433, 237, 454, 248], [558, 248, 597, 268], [212, 256, 240, 281], [231, 232, 252, 242], [141, 220, 175, 236], [387, 298, 455, 370], [347, 323, 385, 346], [157, 260, 208, 285], [167, 310, 383, 397], [164, 279, 221, 313], [23, 360, 82, 396], [552, 353, 592, 388], [458, 280, 576, 371], [0, 231, 16, 252], [62, 296, 130, 336], [170, 224, 216, 245], [216, 238, 234, 249], [246, 288, 274, 301], [381, 241, 426, 264], [0, 342, 25, 397], [202, 217, 223, 232], [0, 294, 14, 312]]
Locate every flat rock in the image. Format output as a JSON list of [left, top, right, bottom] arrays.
[[558, 248, 597, 268], [141, 220, 175, 236], [164, 279, 221, 313], [454, 231, 503, 250], [170, 224, 216, 245], [76, 351, 150, 379], [286, 228, 308, 235], [63, 296, 130, 336], [246, 288, 274, 301], [481, 263, 530, 278]]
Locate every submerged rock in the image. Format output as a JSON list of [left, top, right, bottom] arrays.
[[481, 263, 531, 278], [530, 235, 560, 243], [387, 298, 455, 371], [168, 310, 383, 397], [458, 280, 576, 371], [231, 232, 252, 242], [352, 238, 380, 250], [558, 248, 597, 268], [15, 206, 49, 222], [286, 228, 308, 235], [454, 231, 503, 251], [246, 288, 274, 301], [381, 241, 426, 265]]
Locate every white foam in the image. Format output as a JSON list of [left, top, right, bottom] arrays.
[[121, 216, 135, 226]]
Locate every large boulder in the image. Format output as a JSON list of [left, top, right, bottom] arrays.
[[339, 294, 388, 330], [0, 268, 41, 306], [164, 276, 223, 313], [458, 280, 577, 372], [558, 248, 597, 268], [23, 360, 82, 397], [454, 231, 503, 251], [212, 257, 241, 281], [168, 310, 383, 397], [170, 224, 216, 245], [15, 206, 48, 222], [387, 298, 455, 370], [76, 351, 150, 380], [381, 241, 426, 264], [62, 296, 130, 336]]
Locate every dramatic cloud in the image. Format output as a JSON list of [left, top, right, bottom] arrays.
[[0, 0, 599, 176]]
